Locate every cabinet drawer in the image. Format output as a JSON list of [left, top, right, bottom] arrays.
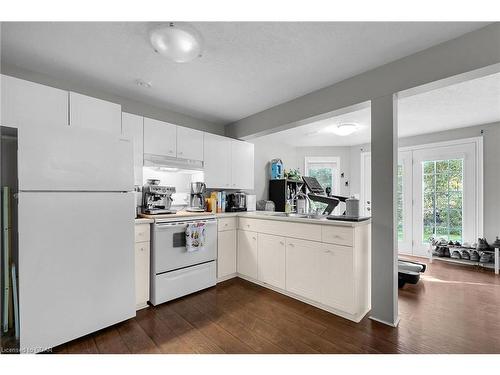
[[135, 224, 150, 243], [238, 217, 260, 232], [321, 226, 353, 247], [218, 217, 237, 232]]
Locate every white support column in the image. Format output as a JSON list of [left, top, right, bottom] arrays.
[[370, 94, 399, 327]]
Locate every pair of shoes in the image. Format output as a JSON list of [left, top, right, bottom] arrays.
[[461, 249, 470, 260], [470, 250, 480, 262], [477, 238, 490, 251], [479, 251, 493, 263]]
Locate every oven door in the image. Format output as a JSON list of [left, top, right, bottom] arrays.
[[152, 219, 217, 274]]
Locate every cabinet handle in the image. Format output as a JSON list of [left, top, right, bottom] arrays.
[[280, 241, 284, 246], [289, 243, 295, 247], [224, 223, 228, 227], [246, 224, 250, 228], [169, 150, 173, 153], [324, 250, 331, 254], [252, 237, 256, 241], [178, 151, 183, 155]]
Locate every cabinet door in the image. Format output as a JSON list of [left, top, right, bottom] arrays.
[[122, 113, 144, 186], [177, 126, 204, 161], [143, 117, 176, 157], [285, 238, 321, 302], [319, 243, 355, 313], [258, 234, 286, 289], [217, 230, 237, 279], [237, 230, 258, 279], [69, 92, 121, 135], [135, 241, 150, 310], [204, 133, 231, 188], [231, 140, 254, 190], [1, 75, 68, 129]]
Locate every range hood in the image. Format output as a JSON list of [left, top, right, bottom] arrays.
[[143, 153, 204, 171]]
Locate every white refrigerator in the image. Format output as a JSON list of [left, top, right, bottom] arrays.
[[17, 125, 136, 353]]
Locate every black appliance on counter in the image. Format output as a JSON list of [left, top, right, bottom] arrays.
[[226, 192, 247, 212]]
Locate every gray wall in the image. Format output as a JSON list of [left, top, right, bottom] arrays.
[[349, 121, 500, 240], [1, 63, 225, 135], [226, 23, 500, 139]]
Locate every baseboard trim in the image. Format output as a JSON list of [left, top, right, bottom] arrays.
[[369, 315, 400, 327], [217, 273, 237, 283]]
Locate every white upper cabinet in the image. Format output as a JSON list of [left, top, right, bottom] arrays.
[[231, 140, 254, 190], [69, 92, 121, 135], [177, 126, 204, 161], [121, 113, 144, 186], [1, 75, 68, 130], [143, 117, 176, 158], [204, 133, 232, 189]]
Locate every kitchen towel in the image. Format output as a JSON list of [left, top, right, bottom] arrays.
[[185, 222, 206, 252]]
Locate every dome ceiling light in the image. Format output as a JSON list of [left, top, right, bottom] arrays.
[[149, 22, 203, 63], [327, 123, 359, 136]]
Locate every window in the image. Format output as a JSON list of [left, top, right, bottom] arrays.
[[304, 157, 340, 213], [422, 159, 464, 242]]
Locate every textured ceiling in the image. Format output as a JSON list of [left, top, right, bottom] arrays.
[[255, 72, 500, 146], [1, 22, 489, 124]]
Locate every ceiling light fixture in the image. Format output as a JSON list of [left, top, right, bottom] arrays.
[[150, 22, 203, 63], [329, 123, 359, 136]]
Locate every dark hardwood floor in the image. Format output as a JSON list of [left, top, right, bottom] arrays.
[[47, 259, 500, 354]]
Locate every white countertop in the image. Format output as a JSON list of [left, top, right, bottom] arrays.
[[228, 211, 371, 227], [136, 210, 370, 227]]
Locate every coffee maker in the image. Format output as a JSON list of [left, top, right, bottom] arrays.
[[187, 182, 206, 212], [226, 192, 247, 212], [142, 179, 176, 215]]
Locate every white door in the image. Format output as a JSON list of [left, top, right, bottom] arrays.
[[285, 238, 321, 302], [412, 142, 479, 256], [143, 117, 177, 158], [237, 230, 258, 279], [122, 113, 144, 186], [1, 75, 68, 129], [18, 125, 134, 192], [69, 92, 121, 135], [135, 241, 150, 309], [231, 140, 254, 190], [360, 152, 372, 217], [319, 243, 354, 313], [217, 230, 237, 279], [177, 126, 204, 161], [258, 234, 286, 289], [398, 151, 413, 255], [18, 192, 135, 352], [204, 133, 231, 189]]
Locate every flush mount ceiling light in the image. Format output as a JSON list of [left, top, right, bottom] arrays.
[[328, 123, 359, 136], [149, 22, 203, 63]]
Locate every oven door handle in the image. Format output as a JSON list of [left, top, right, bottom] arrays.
[[154, 220, 216, 229]]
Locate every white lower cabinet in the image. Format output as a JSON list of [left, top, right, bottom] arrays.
[[217, 229, 237, 279], [319, 243, 355, 313], [134, 223, 150, 310], [258, 234, 286, 289], [234, 217, 371, 322], [285, 238, 321, 302], [237, 229, 258, 279]]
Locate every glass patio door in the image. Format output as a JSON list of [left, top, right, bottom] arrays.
[[411, 142, 479, 257]]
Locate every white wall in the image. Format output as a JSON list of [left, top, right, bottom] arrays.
[[349, 121, 500, 240], [250, 137, 299, 201], [250, 138, 354, 201]]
